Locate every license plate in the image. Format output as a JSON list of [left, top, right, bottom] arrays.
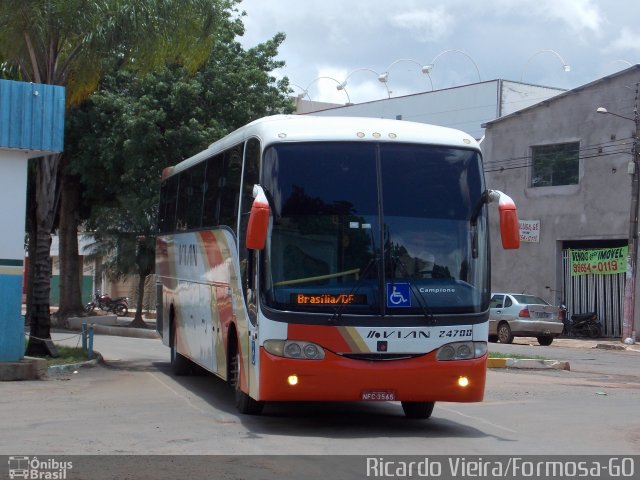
[[362, 390, 396, 401], [535, 312, 551, 318]]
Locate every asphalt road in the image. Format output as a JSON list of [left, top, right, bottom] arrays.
[[1, 332, 639, 460]]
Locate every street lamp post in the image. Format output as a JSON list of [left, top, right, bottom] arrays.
[[289, 82, 311, 100], [521, 50, 571, 83], [424, 49, 482, 86], [337, 68, 390, 99], [597, 83, 640, 344], [300, 76, 352, 104], [378, 58, 434, 92]]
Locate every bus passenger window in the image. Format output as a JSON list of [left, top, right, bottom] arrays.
[[175, 172, 190, 230], [219, 145, 243, 228], [203, 154, 223, 227], [185, 162, 206, 230], [158, 175, 178, 233]]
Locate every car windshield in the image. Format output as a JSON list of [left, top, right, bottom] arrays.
[[260, 141, 489, 317], [512, 295, 549, 305]]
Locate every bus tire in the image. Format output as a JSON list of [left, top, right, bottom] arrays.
[[231, 351, 264, 415], [170, 323, 192, 376], [401, 401, 435, 419]]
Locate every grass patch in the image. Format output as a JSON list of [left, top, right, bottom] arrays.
[[489, 351, 547, 360], [28, 344, 92, 366]]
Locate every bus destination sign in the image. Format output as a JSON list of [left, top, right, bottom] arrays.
[[292, 293, 368, 305]]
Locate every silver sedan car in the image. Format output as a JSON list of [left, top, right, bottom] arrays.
[[489, 293, 564, 345]]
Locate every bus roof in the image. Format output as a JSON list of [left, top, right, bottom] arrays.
[[167, 115, 480, 177]]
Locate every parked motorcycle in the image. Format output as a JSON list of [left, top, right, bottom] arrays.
[[563, 311, 602, 338], [85, 291, 129, 317]]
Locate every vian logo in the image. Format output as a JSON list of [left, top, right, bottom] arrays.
[[366, 329, 431, 339], [178, 243, 198, 267]]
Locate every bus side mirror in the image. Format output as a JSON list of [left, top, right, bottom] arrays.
[[246, 185, 270, 250], [489, 190, 520, 250]]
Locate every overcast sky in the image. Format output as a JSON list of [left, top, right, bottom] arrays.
[[237, 0, 640, 105]]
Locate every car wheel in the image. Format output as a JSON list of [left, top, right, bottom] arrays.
[[537, 335, 553, 346], [497, 322, 514, 344], [401, 401, 435, 419]]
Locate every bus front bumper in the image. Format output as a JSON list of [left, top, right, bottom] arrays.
[[258, 348, 486, 402]]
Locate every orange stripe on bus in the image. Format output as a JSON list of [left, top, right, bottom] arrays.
[[288, 324, 353, 353]]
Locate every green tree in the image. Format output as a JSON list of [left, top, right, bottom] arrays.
[[66, 33, 292, 326], [0, 0, 241, 354]]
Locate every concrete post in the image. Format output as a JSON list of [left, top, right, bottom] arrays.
[[0, 153, 28, 361]]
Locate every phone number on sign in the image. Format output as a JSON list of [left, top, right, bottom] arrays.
[[573, 260, 622, 274]]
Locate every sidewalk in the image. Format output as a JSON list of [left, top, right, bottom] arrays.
[[507, 336, 640, 353], [59, 313, 159, 339]]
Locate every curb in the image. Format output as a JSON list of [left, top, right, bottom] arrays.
[[488, 358, 570, 370], [47, 353, 103, 376], [60, 323, 160, 339], [0, 356, 47, 381], [594, 343, 627, 351], [91, 324, 160, 339]]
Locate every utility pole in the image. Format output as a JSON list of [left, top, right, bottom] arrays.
[[598, 81, 639, 344], [624, 83, 639, 344]]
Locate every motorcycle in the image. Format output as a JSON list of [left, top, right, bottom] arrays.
[[85, 291, 129, 317], [563, 311, 602, 338]]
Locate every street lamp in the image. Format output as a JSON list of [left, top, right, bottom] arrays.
[[378, 58, 434, 92], [597, 90, 639, 344], [289, 82, 311, 100], [423, 49, 482, 87], [608, 60, 633, 69], [337, 68, 390, 99], [521, 49, 571, 82], [303, 76, 352, 104]]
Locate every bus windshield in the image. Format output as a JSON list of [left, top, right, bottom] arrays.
[[261, 141, 489, 317]]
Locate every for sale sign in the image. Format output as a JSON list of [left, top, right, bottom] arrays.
[[519, 220, 540, 243], [570, 247, 628, 276]]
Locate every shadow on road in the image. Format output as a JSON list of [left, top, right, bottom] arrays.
[[136, 360, 517, 444]]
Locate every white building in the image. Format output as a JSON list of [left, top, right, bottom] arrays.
[[297, 79, 565, 140]]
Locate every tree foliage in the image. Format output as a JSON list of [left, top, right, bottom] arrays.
[[0, 0, 245, 354], [0, 0, 241, 104], [66, 31, 293, 325]]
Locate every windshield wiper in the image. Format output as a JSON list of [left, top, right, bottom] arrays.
[[327, 256, 377, 325], [390, 255, 437, 325]]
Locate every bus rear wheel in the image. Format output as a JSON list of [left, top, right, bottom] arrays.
[[401, 401, 435, 419], [170, 324, 192, 376], [230, 351, 264, 415]]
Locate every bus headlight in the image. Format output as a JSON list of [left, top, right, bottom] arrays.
[[436, 341, 487, 361], [264, 340, 325, 360]]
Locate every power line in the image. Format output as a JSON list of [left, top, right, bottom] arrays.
[[482, 137, 634, 169], [483, 149, 631, 173]]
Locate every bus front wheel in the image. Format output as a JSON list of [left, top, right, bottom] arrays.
[[231, 351, 264, 415], [401, 401, 435, 419]]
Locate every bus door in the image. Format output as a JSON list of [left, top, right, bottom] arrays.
[[239, 138, 261, 396]]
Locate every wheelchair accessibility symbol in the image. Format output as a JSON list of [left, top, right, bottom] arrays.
[[386, 283, 411, 308]]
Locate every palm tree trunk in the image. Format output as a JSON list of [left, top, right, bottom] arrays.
[[128, 273, 148, 328], [58, 173, 85, 319], [25, 154, 60, 356]]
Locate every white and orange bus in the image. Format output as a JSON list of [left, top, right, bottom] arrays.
[[155, 115, 519, 418]]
